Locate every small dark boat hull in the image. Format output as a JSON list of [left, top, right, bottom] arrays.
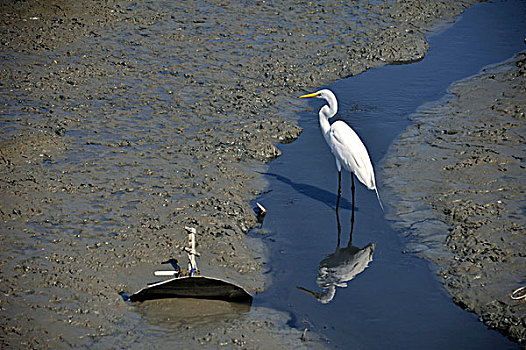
[[130, 276, 252, 303]]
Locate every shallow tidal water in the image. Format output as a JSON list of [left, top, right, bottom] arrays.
[[254, 0, 525, 348]]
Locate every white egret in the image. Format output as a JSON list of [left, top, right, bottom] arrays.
[[299, 89, 383, 214]]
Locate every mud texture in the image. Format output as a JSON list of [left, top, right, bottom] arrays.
[[383, 52, 526, 343], [1, 0, 477, 348]]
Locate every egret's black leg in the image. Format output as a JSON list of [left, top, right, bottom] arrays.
[[335, 171, 342, 211], [336, 203, 342, 248], [350, 175, 355, 240]]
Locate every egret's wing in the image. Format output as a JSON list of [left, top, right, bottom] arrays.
[[329, 121, 376, 190]]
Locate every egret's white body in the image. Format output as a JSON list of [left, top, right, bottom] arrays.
[[299, 89, 382, 210]]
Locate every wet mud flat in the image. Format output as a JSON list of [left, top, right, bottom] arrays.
[[383, 52, 526, 343], [1, 0, 479, 348]]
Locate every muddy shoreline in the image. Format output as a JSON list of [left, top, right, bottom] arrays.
[[0, 0, 496, 348], [383, 52, 526, 343]]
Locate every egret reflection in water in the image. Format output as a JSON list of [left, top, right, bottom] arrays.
[[297, 209, 375, 304]]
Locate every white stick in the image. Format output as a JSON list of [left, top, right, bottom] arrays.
[[256, 202, 267, 213], [154, 270, 178, 277], [187, 232, 198, 271]]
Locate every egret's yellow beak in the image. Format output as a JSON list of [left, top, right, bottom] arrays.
[[299, 92, 320, 99]]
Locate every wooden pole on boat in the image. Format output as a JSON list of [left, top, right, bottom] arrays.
[[184, 226, 199, 276]]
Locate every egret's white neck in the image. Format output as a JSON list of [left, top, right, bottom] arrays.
[[319, 98, 337, 143]]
